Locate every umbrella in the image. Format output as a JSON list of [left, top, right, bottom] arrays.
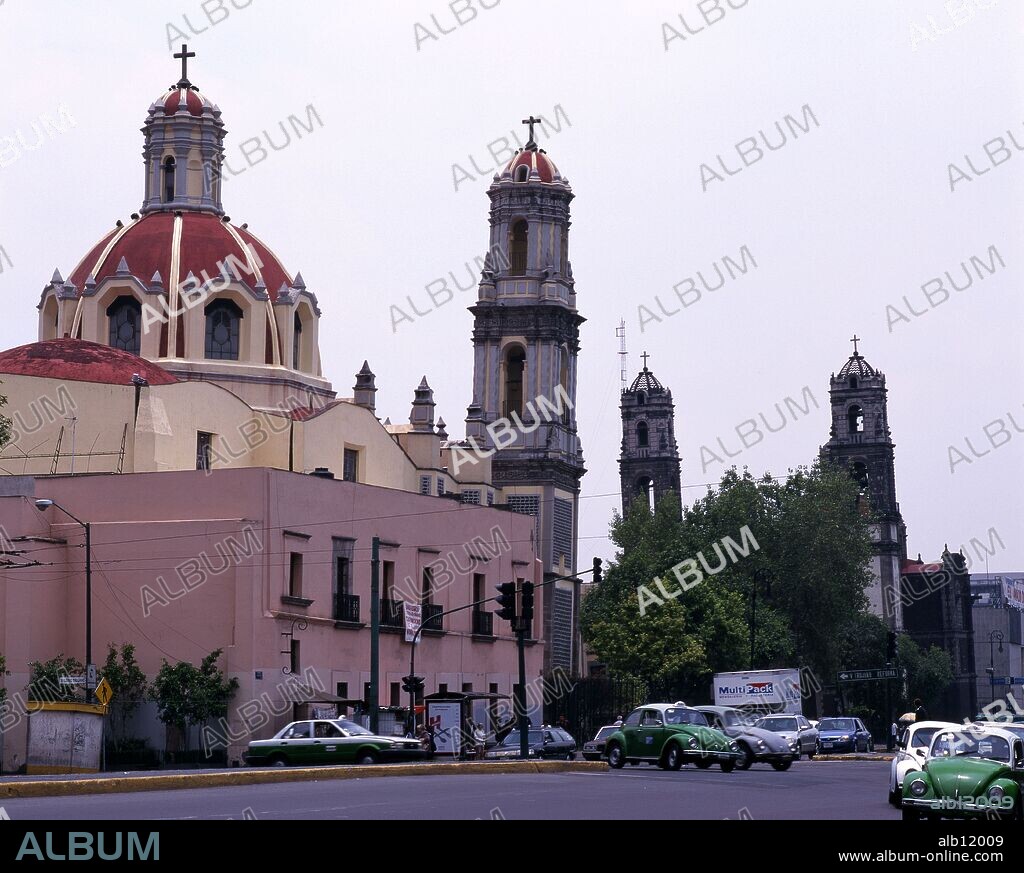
[[898, 712, 916, 722]]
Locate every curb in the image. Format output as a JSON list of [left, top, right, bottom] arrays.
[[0, 760, 605, 799], [811, 753, 894, 762]]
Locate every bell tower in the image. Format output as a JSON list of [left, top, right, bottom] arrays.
[[464, 116, 586, 673], [821, 337, 906, 629], [619, 353, 681, 515]]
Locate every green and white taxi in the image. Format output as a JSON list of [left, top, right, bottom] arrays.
[[901, 725, 1023, 820], [605, 703, 743, 772], [243, 719, 426, 767]]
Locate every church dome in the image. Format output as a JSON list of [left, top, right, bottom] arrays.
[[67, 213, 295, 301], [155, 86, 215, 118], [502, 148, 564, 184], [838, 353, 877, 379], [0, 339, 178, 386], [628, 367, 664, 394]]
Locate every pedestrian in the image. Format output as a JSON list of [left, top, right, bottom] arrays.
[[913, 698, 927, 723], [889, 720, 898, 752], [473, 721, 487, 760], [614, 714, 623, 726]]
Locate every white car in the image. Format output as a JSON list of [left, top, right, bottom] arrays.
[[755, 714, 818, 758], [888, 720, 959, 806]]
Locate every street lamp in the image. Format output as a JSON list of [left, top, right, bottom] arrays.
[[989, 629, 1004, 706], [35, 499, 92, 697]]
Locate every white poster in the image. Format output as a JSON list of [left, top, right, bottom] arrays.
[[427, 701, 462, 756], [404, 602, 422, 643]]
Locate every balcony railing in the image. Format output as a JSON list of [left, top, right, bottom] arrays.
[[333, 593, 360, 624], [472, 610, 494, 637], [422, 603, 444, 632], [380, 598, 404, 628]]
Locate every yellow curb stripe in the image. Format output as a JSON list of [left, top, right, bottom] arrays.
[[0, 761, 606, 799]]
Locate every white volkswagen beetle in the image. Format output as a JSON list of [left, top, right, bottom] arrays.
[[888, 720, 960, 806]]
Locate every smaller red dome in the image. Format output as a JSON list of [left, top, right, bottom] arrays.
[[158, 87, 213, 118], [0, 339, 178, 386], [503, 148, 562, 184]]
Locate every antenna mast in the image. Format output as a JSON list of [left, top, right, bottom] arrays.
[[616, 319, 628, 391]]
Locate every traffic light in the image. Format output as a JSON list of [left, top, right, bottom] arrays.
[[886, 631, 898, 662], [593, 557, 603, 584], [402, 674, 424, 694], [496, 581, 517, 623], [520, 581, 535, 627]]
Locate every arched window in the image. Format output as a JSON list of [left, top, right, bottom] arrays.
[[163, 156, 176, 203], [107, 296, 142, 355], [851, 461, 869, 489], [559, 346, 570, 425], [847, 404, 864, 434], [636, 391, 647, 406], [637, 476, 655, 512], [293, 312, 303, 371], [205, 299, 243, 360], [560, 225, 568, 275], [849, 376, 858, 389], [515, 165, 529, 183], [509, 220, 528, 276], [504, 346, 526, 418], [637, 421, 649, 448]]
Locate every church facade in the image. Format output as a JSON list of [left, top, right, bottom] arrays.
[[0, 51, 586, 768]]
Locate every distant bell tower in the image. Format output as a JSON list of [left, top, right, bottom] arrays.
[[821, 337, 906, 630], [619, 353, 681, 514], [464, 116, 586, 675]]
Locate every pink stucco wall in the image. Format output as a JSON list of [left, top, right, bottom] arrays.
[[0, 469, 545, 769]]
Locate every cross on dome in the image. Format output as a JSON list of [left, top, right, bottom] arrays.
[[522, 115, 542, 150], [174, 44, 196, 88]]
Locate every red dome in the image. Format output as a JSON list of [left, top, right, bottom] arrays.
[[158, 87, 213, 118], [503, 148, 563, 183], [68, 212, 294, 301], [0, 339, 178, 386]]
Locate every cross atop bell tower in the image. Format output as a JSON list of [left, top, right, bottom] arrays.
[[174, 44, 196, 88]]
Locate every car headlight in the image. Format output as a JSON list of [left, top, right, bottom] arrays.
[[755, 739, 765, 749], [528, 749, 536, 757], [788, 738, 798, 749], [688, 736, 699, 749], [910, 779, 928, 797], [841, 736, 850, 742], [729, 742, 739, 752], [988, 786, 1005, 801]]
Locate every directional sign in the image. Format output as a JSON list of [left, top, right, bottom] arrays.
[[992, 677, 1024, 686], [94, 677, 114, 707], [59, 675, 87, 686], [837, 668, 899, 683]]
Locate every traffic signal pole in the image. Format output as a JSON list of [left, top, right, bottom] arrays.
[[369, 536, 380, 735], [516, 625, 528, 759]]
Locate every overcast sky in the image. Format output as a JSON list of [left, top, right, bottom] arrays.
[[0, 0, 1021, 572]]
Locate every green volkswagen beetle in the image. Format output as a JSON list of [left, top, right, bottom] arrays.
[[243, 719, 426, 767], [605, 703, 742, 772], [901, 726, 1024, 821]]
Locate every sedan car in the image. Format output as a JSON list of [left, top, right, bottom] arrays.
[[695, 706, 795, 770], [605, 704, 742, 772], [754, 714, 818, 758], [582, 725, 619, 761], [888, 720, 960, 806], [902, 726, 1024, 820], [484, 726, 577, 760], [243, 719, 426, 767], [816, 717, 873, 754]]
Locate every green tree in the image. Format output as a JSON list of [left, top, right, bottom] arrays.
[[899, 634, 954, 710], [27, 653, 85, 702], [0, 385, 11, 448], [0, 654, 9, 707], [150, 649, 239, 752], [102, 643, 148, 748]]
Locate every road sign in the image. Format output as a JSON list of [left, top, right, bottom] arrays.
[[94, 677, 114, 707], [837, 668, 899, 682], [404, 602, 422, 644], [992, 677, 1024, 686], [59, 675, 87, 685], [87, 663, 97, 687]]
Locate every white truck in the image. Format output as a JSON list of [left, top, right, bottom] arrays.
[[712, 668, 804, 716]]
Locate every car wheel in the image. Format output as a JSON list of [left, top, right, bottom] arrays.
[[888, 788, 901, 808], [268, 754, 288, 768], [736, 743, 754, 771], [902, 807, 920, 821], [694, 758, 713, 769], [564, 752, 574, 761], [607, 743, 626, 769], [720, 759, 735, 773], [869, 739, 875, 752], [771, 759, 791, 771], [356, 750, 379, 765], [663, 743, 683, 772], [806, 746, 816, 760]]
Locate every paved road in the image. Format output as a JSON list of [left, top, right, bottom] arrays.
[[2, 760, 897, 820]]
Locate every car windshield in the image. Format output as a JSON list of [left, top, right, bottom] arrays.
[[912, 727, 942, 750], [501, 730, 543, 746], [819, 719, 856, 732], [334, 719, 374, 737], [594, 727, 616, 740], [723, 711, 757, 727], [664, 708, 708, 726], [931, 732, 1011, 763], [758, 717, 797, 732]]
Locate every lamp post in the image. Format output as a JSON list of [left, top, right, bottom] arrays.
[[989, 629, 1004, 706], [35, 499, 92, 697]]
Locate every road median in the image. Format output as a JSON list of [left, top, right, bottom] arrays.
[[0, 760, 605, 799]]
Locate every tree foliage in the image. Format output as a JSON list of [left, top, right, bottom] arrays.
[[102, 643, 148, 747], [899, 634, 955, 709], [27, 653, 85, 702], [0, 653, 8, 706], [582, 464, 875, 696], [150, 649, 239, 750], [0, 385, 10, 448]]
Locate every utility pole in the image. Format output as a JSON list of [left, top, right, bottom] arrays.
[[369, 536, 380, 735], [516, 623, 528, 759]]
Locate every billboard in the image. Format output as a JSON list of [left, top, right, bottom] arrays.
[[712, 668, 804, 715], [1002, 577, 1024, 611]]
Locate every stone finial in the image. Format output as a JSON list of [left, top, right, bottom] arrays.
[[409, 376, 436, 433], [49, 268, 64, 286], [353, 360, 377, 412], [115, 256, 131, 275], [149, 271, 164, 291], [436, 417, 448, 439]]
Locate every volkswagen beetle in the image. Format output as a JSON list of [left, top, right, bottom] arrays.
[[605, 704, 742, 772]]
